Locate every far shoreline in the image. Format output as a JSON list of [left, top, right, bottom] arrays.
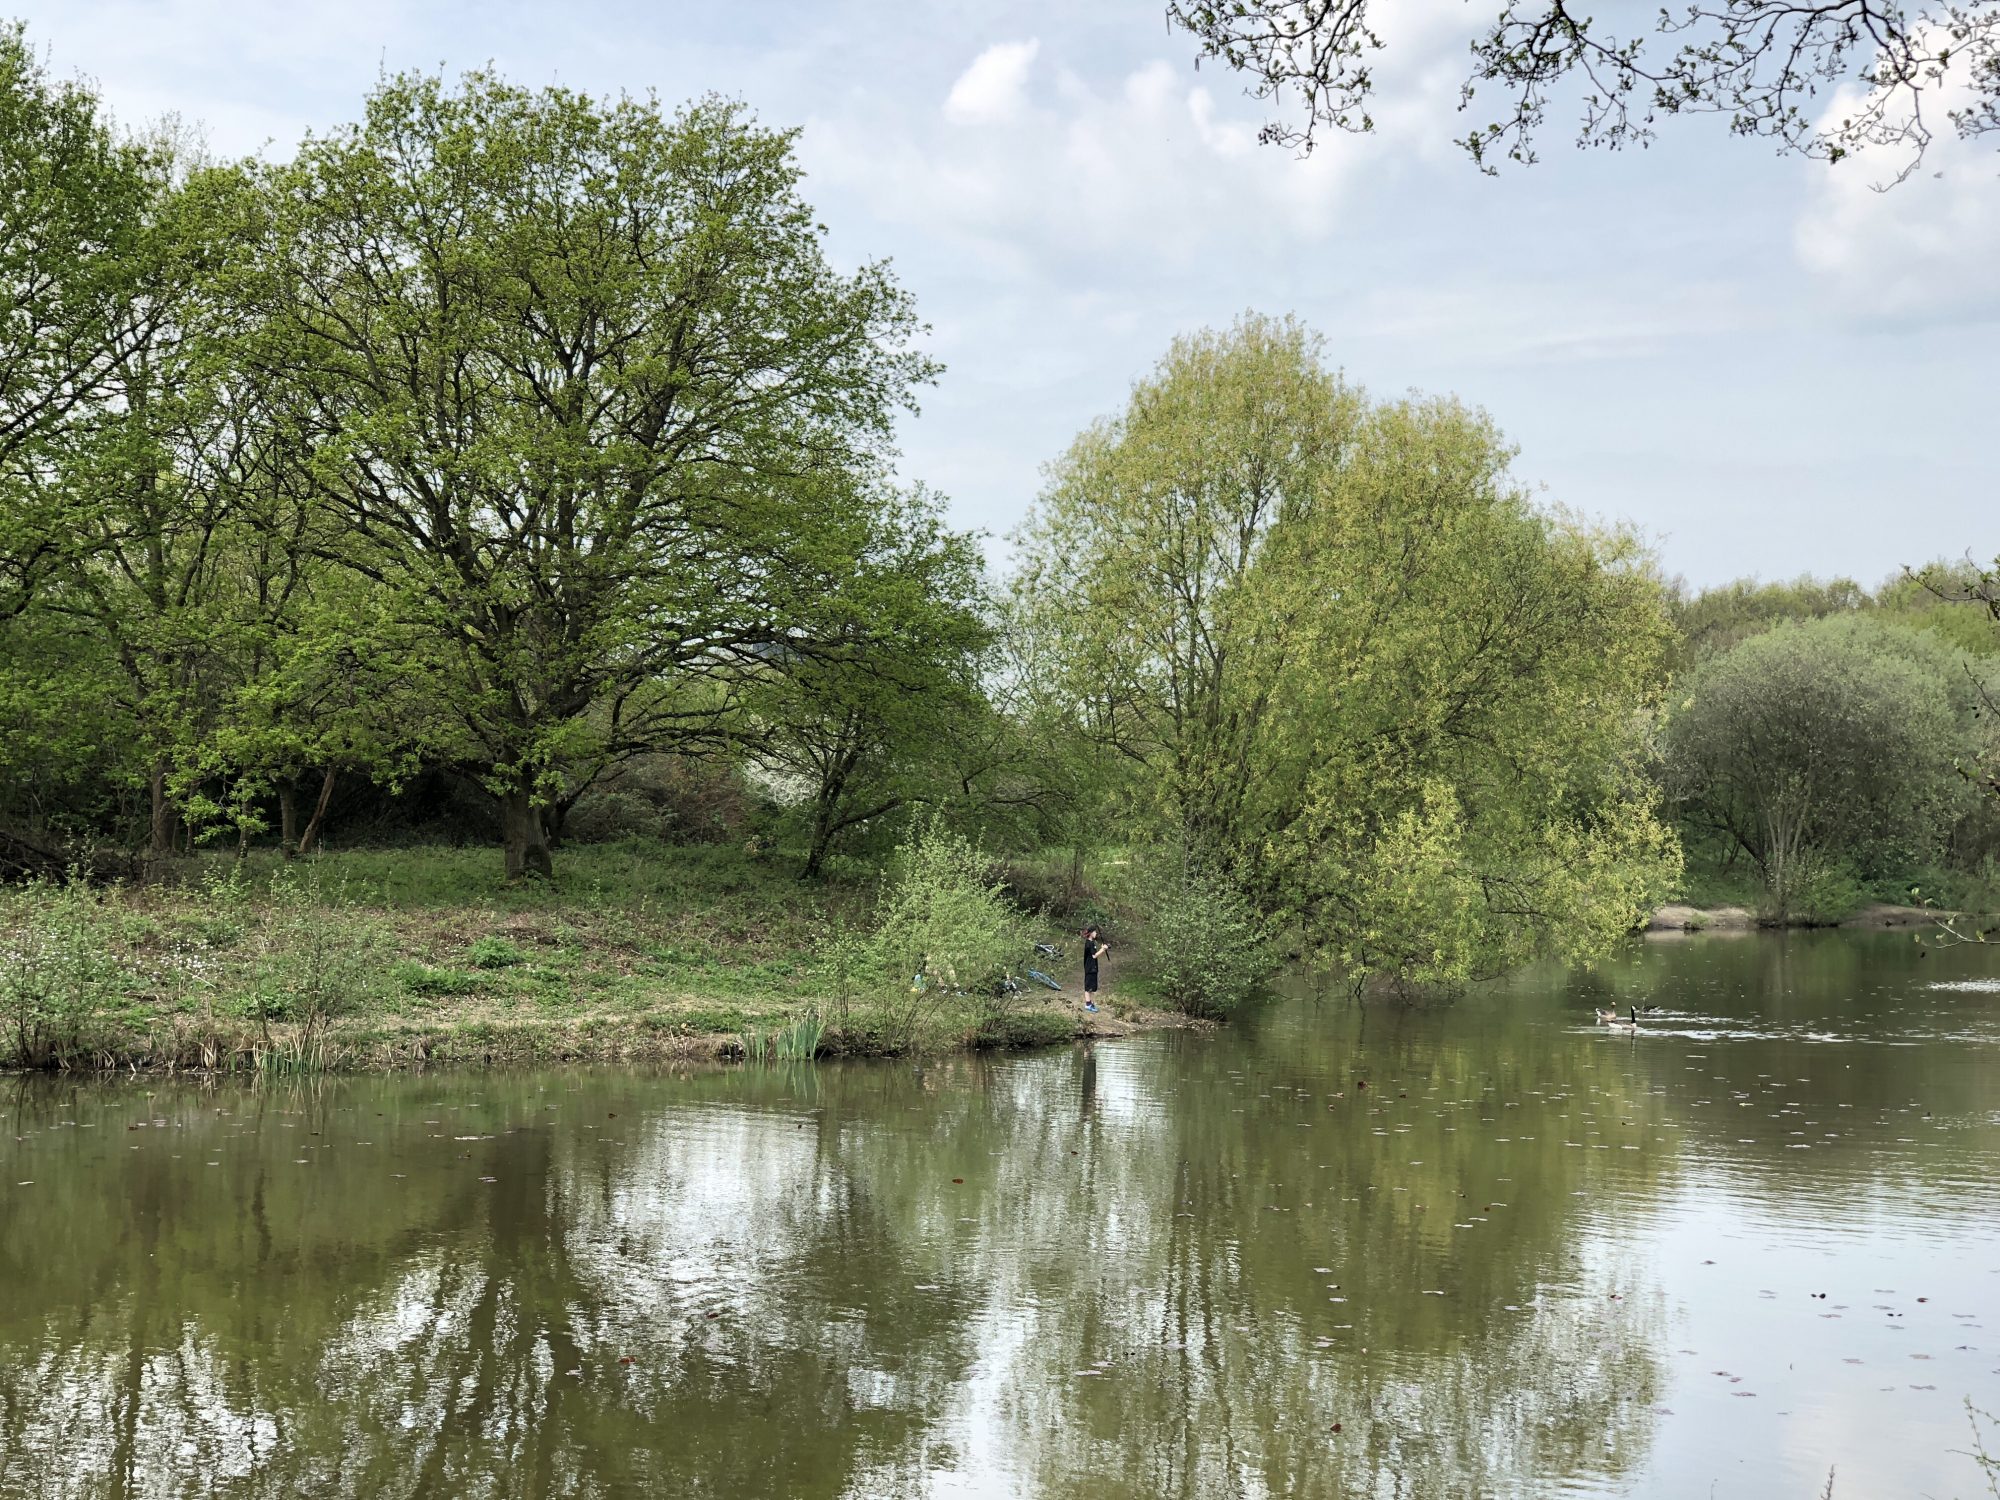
[[1642, 901, 1957, 935]]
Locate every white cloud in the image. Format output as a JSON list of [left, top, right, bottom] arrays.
[[1794, 54, 2000, 320], [806, 50, 1354, 283], [944, 39, 1041, 126]]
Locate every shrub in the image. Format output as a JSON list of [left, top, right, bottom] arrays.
[[1139, 851, 1271, 1019], [1662, 616, 1987, 912], [246, 869, 386, 1044], [1759, 851, 1867, 927], [0, 880, 136, 1068], [467, 935, 527, 969], [394, 962, 482, 997], [863, 818, 1029, 1049]]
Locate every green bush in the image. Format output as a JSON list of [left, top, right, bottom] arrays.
[[467, 935, 527, 969], [1139, 852, 1271, 1019], [1662, 615, 1989, 914], [0, 880, 136, 1068], [394, 962, 482, 997], [862, 818, 1030, 1050], [247, 870, 385, 1039], [1760, 851, 1867, 927]]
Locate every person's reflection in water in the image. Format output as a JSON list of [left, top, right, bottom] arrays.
[[1079, 1040, 1097, 1122]]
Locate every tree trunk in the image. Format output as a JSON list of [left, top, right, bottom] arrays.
[[147, 762, 180, 867], [277, 781, 299, 855], [296, 770, 337, 857], [541, 798, 570, 851], [803, 808, 835, 880], [502, 787, 554, 880]]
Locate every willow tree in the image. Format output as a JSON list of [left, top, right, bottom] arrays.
[[1248, 397, 1679, 983], [1016, 316, 1678, 986], [1014, 313, 1356, 844], [244, 72, 933, 878]]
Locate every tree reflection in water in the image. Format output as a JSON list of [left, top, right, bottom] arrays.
[[2, 930, 1996, 1498]]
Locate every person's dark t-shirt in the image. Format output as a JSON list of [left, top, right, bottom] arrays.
[[1083, 938, 1100, 981]]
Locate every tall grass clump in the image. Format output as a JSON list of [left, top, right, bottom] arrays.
[[1138, 848, 1271, 1019], [0, 879, 136, 1068], [739, 1009, 825, 1064]]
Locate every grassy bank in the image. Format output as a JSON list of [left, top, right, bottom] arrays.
[[1665, 856, 2000, 930], [0, 841, 1189, 1072]]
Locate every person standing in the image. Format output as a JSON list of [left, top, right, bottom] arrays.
[[1081, 925, 1109, 1012]]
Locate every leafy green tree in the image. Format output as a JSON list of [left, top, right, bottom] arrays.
[[1667, 573, 1870, 669], [243, 72, 933, 878], [1014, 313, 1355, 844], [1874, 561, 2000, 659], [0, 25, 152, 619], [747, 489, 993, 878], [954, 599, 1135, 892], [1017, 317, 1678, 986], [0, 607, 134, 850], [1660, 614, 1987, 916], [23, 139, 259, 862], [1250, 397, 1679, 983]]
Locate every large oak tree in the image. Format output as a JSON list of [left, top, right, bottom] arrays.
[[244, 72, 934, 877]]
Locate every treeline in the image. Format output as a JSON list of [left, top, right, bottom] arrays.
[[0, 36, 1000, 883], [1660, 569, 2000, 919], [0, 31, 1678, 987], [7, 31, 1991, 994]]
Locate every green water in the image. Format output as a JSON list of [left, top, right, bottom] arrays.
[[2, 931, 1997, 1498]]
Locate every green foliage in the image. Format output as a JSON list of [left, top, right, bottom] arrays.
[[246, 870, 385, 1037], [466, 936, 527, 970], [862, 818, 1031, 1049], [0, 25, 153, 619], [1137, 851, 1272, 1018], [1015, 316, 1680, 989], [234, 69, 935, 879], [0, 880, 136, 1067], [1754, 852, 1868, 927], [1667, 573, 1869, 669], [746, 487, 995, 877], [739, 1010, 825, 1063], [1661, 615, 1988, 920], [394, 963, 482, 998]]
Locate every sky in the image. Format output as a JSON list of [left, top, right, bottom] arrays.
[[13, 0, 1996, 588]]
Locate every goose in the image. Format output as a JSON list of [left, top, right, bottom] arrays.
[[1597, 1006, 1642, 1027]]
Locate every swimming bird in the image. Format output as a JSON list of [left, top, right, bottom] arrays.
[[1598, 1006, 1642, 1027]]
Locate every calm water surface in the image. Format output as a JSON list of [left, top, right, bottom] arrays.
[[2, 932, 1997, 1498]]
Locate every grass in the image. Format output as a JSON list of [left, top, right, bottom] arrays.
[[0, 838, 1186, 1072], [1672, 862, 1766, 911], [1674, 854, 2000, 926]]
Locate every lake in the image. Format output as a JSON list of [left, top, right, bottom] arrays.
[[2, 930, 1996, 1498]]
